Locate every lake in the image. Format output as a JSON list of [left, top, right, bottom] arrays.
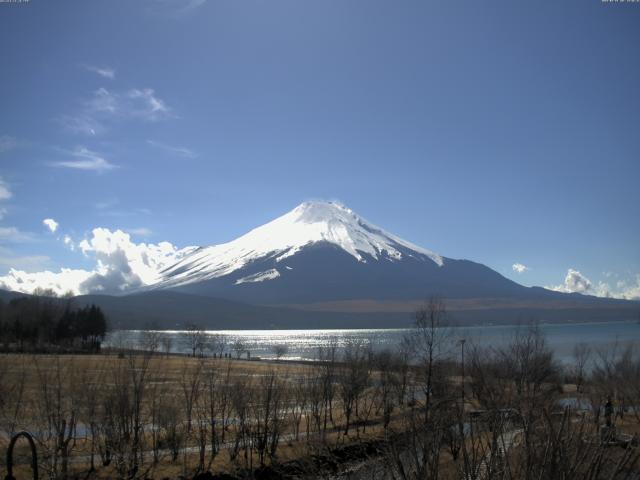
[[107, 320, 640, 364]]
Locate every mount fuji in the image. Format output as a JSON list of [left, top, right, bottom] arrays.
[[150, 201, 521, 303]]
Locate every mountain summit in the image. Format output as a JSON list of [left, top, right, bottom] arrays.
[[157, 201, 443, 289]]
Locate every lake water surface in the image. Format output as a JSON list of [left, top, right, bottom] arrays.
[[108, 321, 640, 364]]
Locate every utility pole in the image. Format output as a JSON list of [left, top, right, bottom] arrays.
[[460, 338, 466, 406]]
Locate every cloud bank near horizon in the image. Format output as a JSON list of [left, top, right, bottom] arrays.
[[546, 268, 640, 301], [0, 227, 195, 296]]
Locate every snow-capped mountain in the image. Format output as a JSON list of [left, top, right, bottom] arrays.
[[152, 201, 531, 305], [158, 201, 442, 288]]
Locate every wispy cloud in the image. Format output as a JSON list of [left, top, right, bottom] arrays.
[[512, 263, 528, 274], [94, 199, 152, 218], [147, 139, 197, 158], [0, 178, 23, 241], [127, 227, 153, 237], [0, 226, 33, 243], [43, 218, 59, 233], [51, 146, 118, 172], [127, 88, 171, 120], [0, 135, 18, 153], [0, 177, 12, 200], [85, 87, 172, 121], [86, 87, 118, 114], [147, 0, 208, 16], [95, 198, 119, 210], [60, 85, 173, 136], [57, 114, 104, 136], [98, 208, 152, 218], [85, 65, 116, 79], [0, 253, 51, 272]]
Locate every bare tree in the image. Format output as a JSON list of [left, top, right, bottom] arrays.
[[306, 366, 326, 437], [571, 342, 591, 393], [0, 355, 27, 438], [79, 359, 104, 472], [374, 349, 399, 431], [338, 339, 370, 436], [232, 338, 247, 359], [147, 370, 165, 466], [157, 396, 183, 463], [272, 343, 289, 360], [182, 323, 206, 357], [140, 326, 162, 354], [405, 296, 453, 422], [318, 337, 338, 437], [180, 358, 204, 434], [161, 335, 173, 357], [464, 325, 562, 480], [289, 373, 308, 441], [200, 363, 223, 470], [252, 369, 285, 465], [230, 375, 253, 468], [206, 333, 227, 358], [33, 356, 80, 479]]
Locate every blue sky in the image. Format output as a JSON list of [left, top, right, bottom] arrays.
[[0, 0, 639, 298]]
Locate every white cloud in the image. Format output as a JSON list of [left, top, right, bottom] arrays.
[[0, 228, 195, 296], [609, 275, 640, 301], [546, 268, 640, 301], [512, 263, 528, 274], [0, 135, 18, 153], [63, 235, 75, 251], [0, 177, 12, 200], [147, 139, 197, 158], [548, 268, 592, 294], [43, 218, 59, 233], [0, 208, 6, 221], [0, 268, 95, 296], [51, 146, 117, 172], [85, 65, 115, 79]]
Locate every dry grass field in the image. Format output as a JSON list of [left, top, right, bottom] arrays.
[[1, 317, 640, 480], [0, 350, 417, 479]]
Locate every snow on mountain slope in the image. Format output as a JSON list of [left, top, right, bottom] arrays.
[[157, 201, 443, 288], [235, 269, 281, 285]]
